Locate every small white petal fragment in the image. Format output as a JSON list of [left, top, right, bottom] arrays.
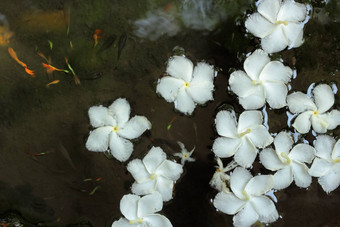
[[313, 84, 334, 113], [86, 126, 112, 152], [166, 56, 193, 82], [109, 133, 134, 162], [213, 192, 246, 215], [118, 116, 152, 140], [156, 77, 183, 102], [287, 92, 316, 113], [243, 49, 270, 80], [108, 98, 131, 127], [215, 110, 238, 138]]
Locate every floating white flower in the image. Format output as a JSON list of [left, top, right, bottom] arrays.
[[213, 167, 278, 227], [245, 0, 308, 53], [85, 98, 152, 162], [260, 131, 315, 190], [309, 135, 340, 193], [229, 49, 293, 110], [112, 192, 172, 227], [127, 146, 183, 201], [210, 158, 238, 193], [174, 141, 195, 165], [156, 55, 215, 115], [287, 84, 340, 134], [212, 110, 273, 168]]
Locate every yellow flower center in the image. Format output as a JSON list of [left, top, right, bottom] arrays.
[[184, 82, 189, 88], [150, 173, 157, 180], [242, 190, 250, 200], [333, 158, 340, 163], [129, 218, 144, 224], [313, 110, 318, 116], [251, 80, 262, 85], [276, 20, 288, 26], [280, 152, 291, 165], [217, 168, 221, 172], [112, 126, 119, 132], [239, 128, 251, 137]]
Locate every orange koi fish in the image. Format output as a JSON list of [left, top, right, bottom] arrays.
[[42, 62, 67, 72], [93, 29, 102, 48], [8, 47, 35, 76], [46, 79, 60, 87]]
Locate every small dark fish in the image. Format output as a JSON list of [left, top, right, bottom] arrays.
[[117, 32, 127, 61], [97, 34, 117, 54]]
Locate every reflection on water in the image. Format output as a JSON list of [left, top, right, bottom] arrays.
[[0, 0, 339, 226]]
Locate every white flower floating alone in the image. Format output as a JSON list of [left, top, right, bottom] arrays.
[[156, 55, 215, 115], [229, 49, 293, 110], [174, 141, 195, 165], [112, 192, 172, 227], [287, 84, 340, 134], [213, 167, 278, 227], [212, 110, 273, 168], [309, 135, 340, 193], [85, 98, 152, 162], [245, 0, 308, 53], [260, 131, 315, 190], [127, 146, 183, 201]]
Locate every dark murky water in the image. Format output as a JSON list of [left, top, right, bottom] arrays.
[[0, 0, 339, 226]]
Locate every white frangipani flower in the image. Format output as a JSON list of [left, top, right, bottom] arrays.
[[127, 146, 183, 201], [156, 55, 215, 115], [112, 192, 172, 227], [210, 158, 238, 193], [287, 84, 340, 134], [260, 131, 315, 190], [229, 49, 293, 110], [174, 141, 195, 165], [309, 135, 340, 193], [245, 0, 308, 53], [213, 167, 278, 227], [212, 110, 273, 168], [85, 98, 152, 162]]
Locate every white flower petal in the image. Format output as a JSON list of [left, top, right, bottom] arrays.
[[88, 106, 116, 127], [212, 137, 241, 158], [131, 180, 157, 196], [261, 26, 288, 53], [245, 13, 276, 38], [247, 125, 273, 148], [229, 70, 255, 97], [318, 170, 340, 193], [234, 137, 258, 168], [120, 194, 139, 220], [250, 196, 279, 223], [257, 0, 281, 23], [156, 160, 183, 181], [238, 110, 263, 133], [332, 140, 340, 160], [244, 49, 270, 81], [166, 56, 193, 82], [156, 77, 183, 102], [86, 126, 112, 152], [311, 114, 329, 133], [112, 218, 135, 227], [118, 116, 151, 140], [289, 144, 315, 164], [174, 87, 196, 115], [313, 84, 334, 113], [143, 147, 166, 174], [108, 98, 131, 127], [213, 192, 246, 215], [245, 175, 273, 196], [191, 62, 214, 83], [127, 159, 151, 183], [292, 111, 312, 134], [287, 92, 316, 113], [137, 192, 163, 217], [144, 214, 172, 227], [156, 176, 174, 201], [315, 135, 335, 161], [260, 148, 285, 171], [233, 203, 259, 227], [186, 81, 214, 104], [263, 82, 288, 109], [230, 167, 253, 199], [273, 166, 293, 190], [282, 22, 304, 48], [277, 0, 307, 22], [327, 109, 340, 130], [309, 158, 333, 177], [215, 111, 238, 138], [291, 161, 312, 188], [239, 88, 266, 110], [274, 131, 294, 155], [260, 61, 293, 84], [109, 133, 134, 162]]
